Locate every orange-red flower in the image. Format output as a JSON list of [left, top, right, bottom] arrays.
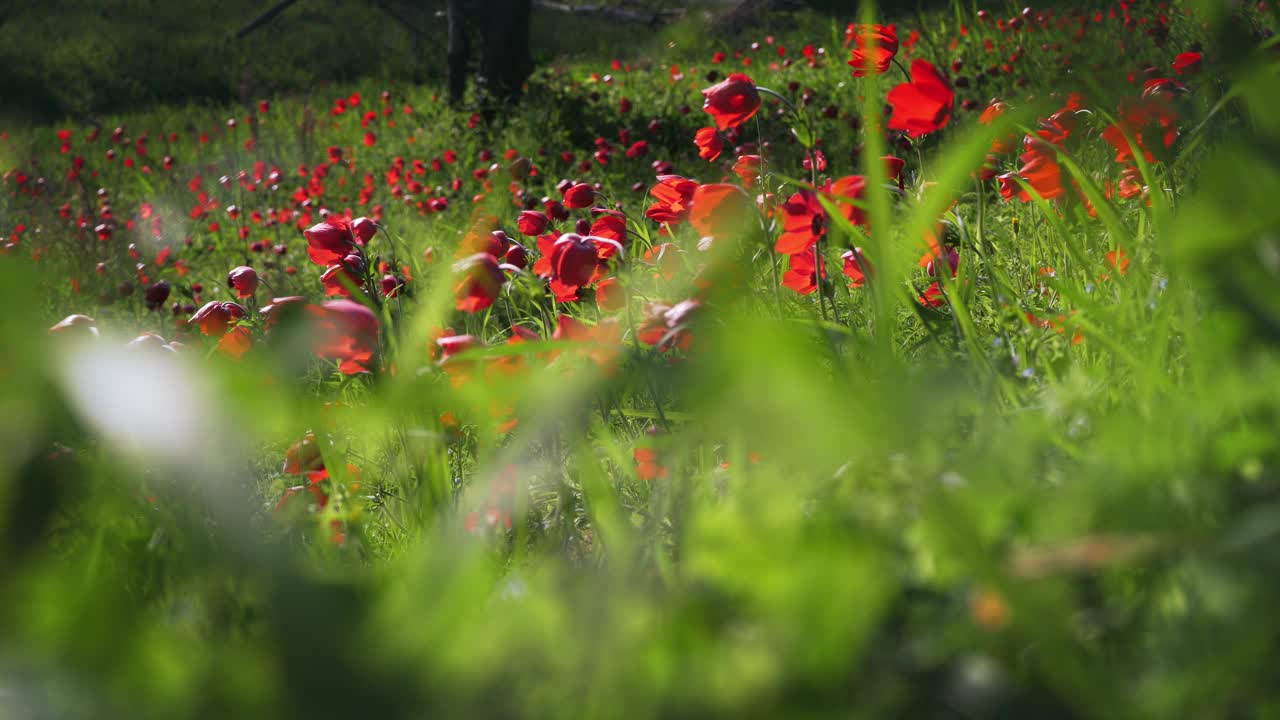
[[733, 154, 762, 186], [841, 248, 873, 288], [453, 253, 506, 312], [547, 233, 602, 301], [646, 175, 699, 225], [689, 183, 755, 240], [304, 219, 357, 266], [847, 24, 898, 77], [997, 139, 1065, 203], [887, 60, 954, 138], [309, 299, 380, 374], [190, 301, 247, 336], [701, 73, 761, 131], [775, 176, 867, 254], [782, 251, 826, 295], [694, 127, 725, 161]]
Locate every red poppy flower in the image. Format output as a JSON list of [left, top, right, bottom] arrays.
[[283, 432, 324, 475], [304, 220, 357, 266], [562, 182, 595, 209], [260, 296, 309, 331], [144, 281, 171, 311], [887, 60, 954, 138], [841, 248, 873, 288], [918, 282, 946, 307], [351, 216, 377, 244], [997, 139, 1065, 202], [310, 299, 380, 374], [596, 277, 624, 312], [694, 127, 725, 161], [646, 175, 699, 224], [733, 154, 762, 186], [701, 73, 761, 131], [551, 315, 624, 371], [1172, 51, 1201, 76], [634, 447, 670, 480], [782, 251, 826, 295], [548, 233, 601, 300], [190, 301, 247, 336], [775, 177, 866, 255], [882, 155, 906, 189], [689, 183, 755, 240], [847, 24, 898, 77], [776, 189, 827, 255], [217, 326, 253, 359], [1106, 248, 1130, 276], [321, 262, 363, 297], [453, 253, 507, 312], [227, 265, 259, 298], [589, 213, 628, 259], [517, 210, 549, 236], [979, 100, 1017, 155]]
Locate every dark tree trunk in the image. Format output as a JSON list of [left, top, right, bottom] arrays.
[[446, 0, 534, 106], [446, 0, 473, 105], [478, 0, 534, 100]]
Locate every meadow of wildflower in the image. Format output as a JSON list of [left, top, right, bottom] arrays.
[[3, 0, 1280, 717]]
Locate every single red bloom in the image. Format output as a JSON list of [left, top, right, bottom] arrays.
[[918, 282, 946, 308], [321, 262, 363, 297], [979, 100, 1017, 155], [453, 253, 507, 312], [847, 24, 898, 77], [596, 277, 625, 312], [548, 233, 601, 300], [351, 216, 377, 244], [310, 299, 380, 374], [774, 177, 865, 255], [776, 189, 827, 254], [646, 175, 699, 224], [828, 175, 869, 226], [733, 154, 762, 186], [190, 301, 246, 336], [517, 210, 550, 236], [689, 183, 755, 240], [589, 212, 628, 259], [634, 447, 670, 480], [144, 281, 171, 311], [694, 127, 725, 161], [1106, 247, 1130, 276], [887, 60, 954, 138], [997, 139, 1065, 202], [782, 251, 826, 295], [217, 326, 253, 359], [841, 248, 873, 288], [304, 220, 357, 266], [882, 155, 906, 189], [1172, 51, 1202, 76], [260, 296, 309, 331], [227, 265, 259, 298], [701, 73, 761, 131], [283, 432, 324, 475], [562, 182, 595, 209], [505, 243, 529, 269]]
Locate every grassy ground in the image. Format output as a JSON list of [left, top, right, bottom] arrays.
[[3, 0, 1280, 717]]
